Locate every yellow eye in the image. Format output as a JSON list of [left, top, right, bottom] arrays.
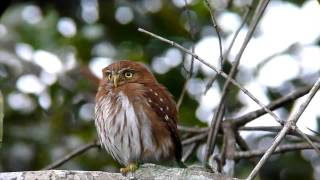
[[124, 71, 133, 79], [106, 73, 112, 80]]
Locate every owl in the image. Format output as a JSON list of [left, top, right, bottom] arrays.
[[94, 60, 184, 174]]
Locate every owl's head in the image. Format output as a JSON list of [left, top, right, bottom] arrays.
[[101, 60, 156, 88]]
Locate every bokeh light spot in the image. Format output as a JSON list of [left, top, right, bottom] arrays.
[[33, 50, 63, 74], [7, 92, 36, 113], [16, 74, 46, 94], [89, 57, 113, 78], [21, 5, 42, 24], [115, 6, 134, 25], [57, 17, 77, 38], [15, 43, 33, 61]]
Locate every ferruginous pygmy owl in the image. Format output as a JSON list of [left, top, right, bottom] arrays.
[[94, 60, 184, 174]]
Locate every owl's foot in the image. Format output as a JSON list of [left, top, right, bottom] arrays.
[[120, 163, 138, 175]]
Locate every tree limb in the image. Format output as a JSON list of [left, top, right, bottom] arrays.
[[1, 164, 239, 180]]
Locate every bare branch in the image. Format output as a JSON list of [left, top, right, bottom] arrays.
[[205, 6, 252, 93], [43, 141, 99, 170], [254, 43, 298, 75], [176, 77, 190, 110], [182, 132, 208, 146], [246, 78, 320, 180], [178, 125, 208, 133], [239, 125, 320, 142], [182, 143, 198, 162], [233, 85, 312, 127], [177, 0, 196, 110], [236, 142, 320, 159], [204, 0, 270, 165], [204, 0, 223, 66], [295, 127, 320, 154], [204, 103, 225, 164], [178, 85, 312, 135], [234, 130, 260, 166], [138, 27, 284, 128]]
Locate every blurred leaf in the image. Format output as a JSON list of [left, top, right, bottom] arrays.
[[0, 90, 3, 147]]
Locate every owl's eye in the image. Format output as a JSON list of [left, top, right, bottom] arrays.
[[124, 71, 133, 79], [106, 73, 112, 80]]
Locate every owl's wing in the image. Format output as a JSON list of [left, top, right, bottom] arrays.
[[143, 83, 183, 164]]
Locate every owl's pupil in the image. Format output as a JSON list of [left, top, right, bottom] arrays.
[[124, 72, 133, 78]]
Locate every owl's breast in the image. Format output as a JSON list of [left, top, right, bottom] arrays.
[[95, 91, 166, 165]]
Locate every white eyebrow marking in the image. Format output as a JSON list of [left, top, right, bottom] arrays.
[[164, 115, 169, 121], [154, 92, 158, 96], [148, 99, 152, 103], [118, 67, 133, 74], [160, 98, 163, 102], [166, 106, 169, 111], [149, 88, 153, 92], [160, 107, 163, 111]]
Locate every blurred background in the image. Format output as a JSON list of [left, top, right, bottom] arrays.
[[0, 0, 319, 179]]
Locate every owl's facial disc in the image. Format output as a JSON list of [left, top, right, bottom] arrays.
[[106, 68, 135, 88]]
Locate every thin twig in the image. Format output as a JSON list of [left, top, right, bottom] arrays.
[[227, 0, 269, 77], [306, 127, 320, 135], [247, 126, 291, 180], [239, 125, 320, 144], [246, 78, 320, 180], [182, 143, 198, 162], [178, 125, 208, 133], [179, 124, 320, 142], [204, 103, 225, 164], [233, 85, 312, 127], [234, 130, 250, 151], [182, 132, 208, 146], [176, 0, 196, 110], [254, 43, 298, 75], [239, 125, 282, 131], [235, 142, 320, 159], [295, 127, 320, 154], [178, 85, 312, 134], [204, 0, 223, 66], [234, 130, 260, 163], [205, 5, 252, 93], [43, 141, 99, 170], [176, 78, 190, 110], [138, 27, 284, 127], [204, 0, 269, 164]]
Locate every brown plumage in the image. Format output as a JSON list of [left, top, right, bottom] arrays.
[[94, 60, 184, 173]]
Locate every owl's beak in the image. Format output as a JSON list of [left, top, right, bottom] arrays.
[[112, 74, 119, 88]]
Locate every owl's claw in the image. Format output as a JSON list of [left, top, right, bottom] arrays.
[[120, 163, 138, 175]]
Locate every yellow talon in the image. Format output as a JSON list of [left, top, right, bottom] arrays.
[[120, 163, 138, 174]]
